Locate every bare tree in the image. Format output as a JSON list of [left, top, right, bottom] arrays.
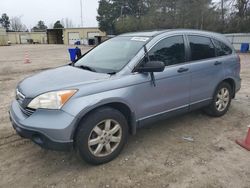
[[235, 0, 250, 18], [48, 23, 54, 29], [10, 16, 27, 31], [60, 18, 65, 28], [65, 18, 74, 28], [60, 18, 74, 28]]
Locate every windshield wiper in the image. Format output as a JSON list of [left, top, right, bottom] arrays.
[[107, 72, 116, 75], [79, 65, 96, 72]]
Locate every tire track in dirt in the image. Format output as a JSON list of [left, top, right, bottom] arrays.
[[0, 136, 31, 149], [0, 137, 23, 147], [0, 127, 29, 149], [0, 133, 16, 140], [0, 78, 14, 81], [0, 67, 52, 76]]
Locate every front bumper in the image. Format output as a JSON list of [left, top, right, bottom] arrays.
[[9, 100, 76, 151]]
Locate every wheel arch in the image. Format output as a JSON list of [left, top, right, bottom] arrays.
[[72, 101, 137, 143], [222, 78, 236, 98]]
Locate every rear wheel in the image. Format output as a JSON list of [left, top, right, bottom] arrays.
[[204, 82, 232, 117], [75, 107, 128, 165]]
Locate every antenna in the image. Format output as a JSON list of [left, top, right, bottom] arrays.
[[80, 0, 83, 27]]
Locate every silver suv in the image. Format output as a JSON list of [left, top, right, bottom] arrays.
[[9, 30, 241, 164]]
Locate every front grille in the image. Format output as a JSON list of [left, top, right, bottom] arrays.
[[20, 105, 35, 117], [16, 88, 35, 117], [16, 88, 25, 102]]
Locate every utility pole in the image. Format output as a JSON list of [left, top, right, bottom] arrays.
[[120, 6, 124, 24], [221, 0, 224, 32], [80, 0, 83, 27]]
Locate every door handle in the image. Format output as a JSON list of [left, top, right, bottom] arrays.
[[214, 61, 222, 66], [177, 67, 189, 73]]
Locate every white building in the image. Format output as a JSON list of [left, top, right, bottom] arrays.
[[0, 27, 8, 46], [225, 33, 250, 51]]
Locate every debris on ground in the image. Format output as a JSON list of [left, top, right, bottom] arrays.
[[182, 136, 194, 142]]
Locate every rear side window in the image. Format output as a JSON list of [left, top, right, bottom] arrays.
[[148, 35, 185, 66], [212, 39, 232, 56], [188, 35, 216, 61]]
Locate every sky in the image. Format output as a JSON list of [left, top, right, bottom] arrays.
[[0, 0, 99, 29]]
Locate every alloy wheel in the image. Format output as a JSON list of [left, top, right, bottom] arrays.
[[88, 119, 122, 157], [216, 87, 230, 112]]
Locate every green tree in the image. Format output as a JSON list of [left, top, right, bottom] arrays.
[[32, 20, 47, 31], [97, 0, 149, 34], [97, 0, 250, 34], [97, 0, 120, 34], [37, 20, 47, 30], [0, 13, 10, 30], [53, 20, 64, 29]]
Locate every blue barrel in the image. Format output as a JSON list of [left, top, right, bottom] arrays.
[[240, 43, 249, 53], [68, 48, 77, 61], [74, 41, 80, 45]]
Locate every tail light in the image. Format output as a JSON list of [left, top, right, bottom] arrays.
[[236, 54, 241, 74]]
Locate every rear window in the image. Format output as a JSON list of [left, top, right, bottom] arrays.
[[212, 39, 232, 56], [188, 35, 216, 61]]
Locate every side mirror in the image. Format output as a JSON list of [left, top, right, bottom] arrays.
[[136, 61, 165, 73]]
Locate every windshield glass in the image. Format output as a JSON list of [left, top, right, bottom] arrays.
[[74, 36, 150, 73]]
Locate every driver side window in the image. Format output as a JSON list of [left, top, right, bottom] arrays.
[[147, 36, 186, 66]]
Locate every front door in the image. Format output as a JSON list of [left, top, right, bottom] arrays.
[[131, 35, 191, 122]]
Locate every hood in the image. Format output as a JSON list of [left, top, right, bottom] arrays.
[[18, 66, 110, 98]]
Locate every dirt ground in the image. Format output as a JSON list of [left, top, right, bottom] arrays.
[[0, 44, 250, 188]]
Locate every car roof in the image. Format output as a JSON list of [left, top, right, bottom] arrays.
[[119, 29, 223, 38], [119, 29, 230, 46], [119, 30, 168, 37]]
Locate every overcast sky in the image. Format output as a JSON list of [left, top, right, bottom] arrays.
[[0, 0, 99, 29]]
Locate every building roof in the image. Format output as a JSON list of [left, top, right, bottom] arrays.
[[47, 27, 100, 31], [224, 33, 250, 36], [64, 27, 100, 29]]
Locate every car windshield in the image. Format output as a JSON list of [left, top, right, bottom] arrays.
[[74, 36, 150, 74]]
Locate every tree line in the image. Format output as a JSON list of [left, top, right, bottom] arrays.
[[97, 0, 250, 34], [0, 13, 74, 32]]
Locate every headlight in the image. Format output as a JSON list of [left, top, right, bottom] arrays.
[[28, 90, 77, 109]]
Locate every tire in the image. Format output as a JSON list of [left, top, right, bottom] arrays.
[[204, 82, 232, 117], [75, 107, 128, 165]]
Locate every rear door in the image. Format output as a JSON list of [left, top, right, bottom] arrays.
[[186, 35, 225, 108]]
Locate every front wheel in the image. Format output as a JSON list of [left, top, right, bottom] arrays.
[[204, 82, 232, 117], [75, 107, 128, 165]]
